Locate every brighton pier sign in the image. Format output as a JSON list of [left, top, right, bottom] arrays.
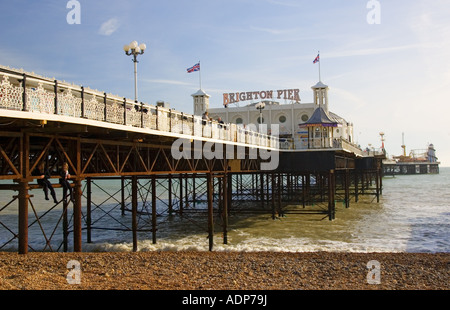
[[223, 89, 300, 107]]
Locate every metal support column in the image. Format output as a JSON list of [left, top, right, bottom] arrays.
[[121, 176, 126, 216], [271, 172, 276, 219], [207, 172, 214, 251], [345, 170, 350, 208], [168, 174, 173, 215], [86, 177, 92, 243], [222, 173, 228, 245], [18, 132, 29, 254], [152, 175, 157, 244], [328, 170, 336, 221], [62, 197, 69, 252], [131, 176, 138, 252], [179, 174, 183, 215], [18, 181, 29, 255], [73, 178, 82, 252], [376, 169, 380, 203]]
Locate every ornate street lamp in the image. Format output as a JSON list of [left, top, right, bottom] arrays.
[[255, 101, 265, 125], [123, 41, 147, 102]]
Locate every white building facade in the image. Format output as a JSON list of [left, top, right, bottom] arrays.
[[194, 81, 356, 150]]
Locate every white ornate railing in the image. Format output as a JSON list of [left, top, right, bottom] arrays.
[[0, 67, 279, 149], [279, 136, 362, 155], [0, 76, 23, 111]]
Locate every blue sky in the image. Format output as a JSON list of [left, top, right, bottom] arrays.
[[1, 0, 449, 166]]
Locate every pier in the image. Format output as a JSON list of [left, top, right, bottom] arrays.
[[0, 66, 384, 254], [383, 162, 440, 175]]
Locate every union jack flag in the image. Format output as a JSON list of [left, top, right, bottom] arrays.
[[313, 54, 320, 64], [187, 62, 200, 73]]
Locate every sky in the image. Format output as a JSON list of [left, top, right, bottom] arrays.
[[1, 0, 449, 166]]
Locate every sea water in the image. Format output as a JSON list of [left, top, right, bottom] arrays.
[[0, 168, 449, 253]]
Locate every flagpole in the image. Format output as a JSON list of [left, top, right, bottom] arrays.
[[318, 51, 321, 82], [199, 61, 202, 90]]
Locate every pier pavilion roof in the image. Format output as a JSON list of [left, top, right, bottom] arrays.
[[300, 106, 338, 127]]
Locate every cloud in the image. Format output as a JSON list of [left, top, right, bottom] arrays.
[[265, 0, 302, 8], [250, 26, 284, 35], [326, 44, 422, 59], [98, 18, 120, 36], [143, 79, 193, 86]]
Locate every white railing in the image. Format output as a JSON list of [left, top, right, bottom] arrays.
[[280, 136, 363, 155], [0, 68, 279, 149]]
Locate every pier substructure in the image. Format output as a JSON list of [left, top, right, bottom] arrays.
[[0, 130, 383, 253], [0, 123, 274, 252], [274, 151, 383, 220]]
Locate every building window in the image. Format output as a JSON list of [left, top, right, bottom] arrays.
[[301, 114, 309, 122], [279, 115, 287, 123], [315, 127, 320, 138], [235, 118, 243, 124]]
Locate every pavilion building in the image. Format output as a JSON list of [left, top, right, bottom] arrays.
[[194, 81, 358, 151]]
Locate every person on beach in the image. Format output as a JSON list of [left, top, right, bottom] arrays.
[[32, 162, 58, 204], [59, 162, 74, 202]]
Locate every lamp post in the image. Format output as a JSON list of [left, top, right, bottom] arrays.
[[379, 132, 385, 150], [255, 102, 265, 128], [123, 41, 147, 102]]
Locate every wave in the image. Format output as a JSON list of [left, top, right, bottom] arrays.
[[81, 235, 405, 254]]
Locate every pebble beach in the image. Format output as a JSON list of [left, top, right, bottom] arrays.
[[0, 251, 448, 291]]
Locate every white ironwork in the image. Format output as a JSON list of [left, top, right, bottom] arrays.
[[0, 76, 23, 110], [27, 83, 55, 114], [58, 89, 82, 117]]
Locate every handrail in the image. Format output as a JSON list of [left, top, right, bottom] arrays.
[[0, 67, 279, 149], [279, 136, 363, 155]]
